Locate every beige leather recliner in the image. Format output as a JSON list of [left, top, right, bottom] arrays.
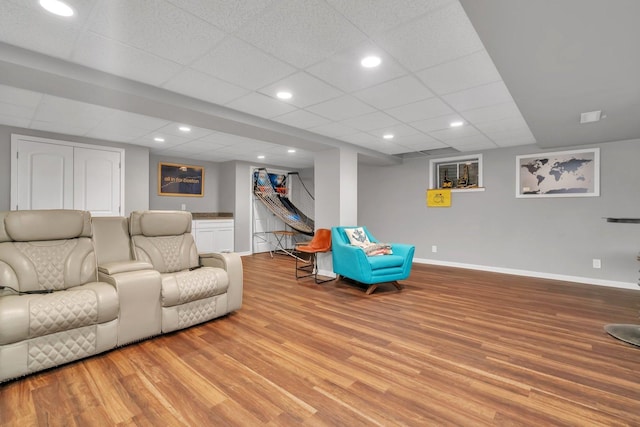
[[0, 210, 118, 382], [129, 210, 242, 333]]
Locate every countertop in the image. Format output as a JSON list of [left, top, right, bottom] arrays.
[[191, 212, 234, 219]]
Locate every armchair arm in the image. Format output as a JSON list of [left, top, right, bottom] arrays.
[[199, 252, 243, 312], [331, 242, 374, 283]]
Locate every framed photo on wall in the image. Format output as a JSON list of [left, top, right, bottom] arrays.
[[516, 148, 599, 198], [158, 162, 204, 197]]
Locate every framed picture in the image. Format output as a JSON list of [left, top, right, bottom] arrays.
[[158, 162, 204, 197], [516, 148, 599, 198]]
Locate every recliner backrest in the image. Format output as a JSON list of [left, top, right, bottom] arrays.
[[0, 210, 97, 292], [129, 210, 199, 274]]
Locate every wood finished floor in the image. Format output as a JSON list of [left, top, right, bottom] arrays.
[[1, 253, 640, 426]]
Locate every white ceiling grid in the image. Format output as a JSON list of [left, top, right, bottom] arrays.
[[0, 0, 537, 168]]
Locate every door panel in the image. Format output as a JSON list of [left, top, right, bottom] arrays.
[[74, 147, 121, 216], [17, 140, 73, 210]]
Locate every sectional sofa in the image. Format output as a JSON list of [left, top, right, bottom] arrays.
[[0, 209, 242, 383]]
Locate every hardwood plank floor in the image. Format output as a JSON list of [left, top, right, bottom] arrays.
[[1, 253, 639, 426]]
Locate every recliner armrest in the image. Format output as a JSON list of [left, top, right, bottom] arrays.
[[98, 261, 154, 275], [199, 252, 243, 312]]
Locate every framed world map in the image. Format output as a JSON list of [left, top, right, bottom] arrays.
[[516, 148, 600, 198]]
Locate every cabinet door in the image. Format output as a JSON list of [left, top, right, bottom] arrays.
[[74, 147, 121, 216], [214, 228, 234, 252], [195, 228, 216, 253], [15, 139, 74, 210]]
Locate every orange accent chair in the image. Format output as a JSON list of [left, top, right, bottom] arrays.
[[295, 229, 333, 283]]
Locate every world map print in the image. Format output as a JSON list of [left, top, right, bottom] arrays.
[[517, 149, 598, 197]]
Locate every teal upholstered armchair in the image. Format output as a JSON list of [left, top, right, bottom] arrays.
[[331, 226, 415, 294]]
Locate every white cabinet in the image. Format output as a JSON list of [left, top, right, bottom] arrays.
[[192, 219, 234, 253]]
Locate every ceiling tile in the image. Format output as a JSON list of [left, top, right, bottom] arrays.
[[88, 0, 224, 65], [460, 101, 523, 125], [272, 110, 332, 129], [33, 96, 116, 128], [305, 41, 405, 92], [234, 0, 367, 68], [72, 32, 183, 86], [0, 113, 30, 128], [367, 123, 421, 139], [386, 97, 454, 123], [442, 81, 513, 112], [340, 132, 381, 146], [487, 128, 536, 147], [162, 67, 249, 105], [153, 123, 213, 140], [192, 37, 296, 90], [307, 122, 358, 138], [392, 132, 441, 147], [226, 92, 297, 118], [410, 113, 465, 133], [374, 1, 483, 71], [340, 111, 400, 132], [428, 125, 481, 142], [0, 102, 36, 121], [474, 116, 530, 134], [0, 84, 43, 107], [259, 72, 343, 108], [166, 0, 276, 33], [30, 120, 94, 137], [354, 76, 433, 110], [417, 50, 502, 95], [306, 95, 375, 121], [326, 0, 455, 35], [0, 0, 90, 59]]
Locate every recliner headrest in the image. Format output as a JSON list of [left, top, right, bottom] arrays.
[[129, 210, 192, 237], [0, 210, 92, 242]]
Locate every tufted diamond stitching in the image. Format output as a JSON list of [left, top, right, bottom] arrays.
[[15, 240, 77, 290], [29, 290, 98, 338], [27, 326, 97, 371], [177, 298, 217, 329], [175, 269, 219, 304], [149, 236, 183, 272]]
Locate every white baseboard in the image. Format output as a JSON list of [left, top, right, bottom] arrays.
[[413, 258, 638, 290]]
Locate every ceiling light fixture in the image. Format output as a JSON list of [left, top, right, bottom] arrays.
[[383, 133, 394, 140], [450, 121, 464, 127], [580, 110, 602, 124], [288, 149, 296, 153], [361, 56, 382, 68], [276, 91, 292, 100], [154, 137, 165, 142], [39, 0, 74, 17], [178, 126, 191, 132], [257, 155, 265, 159]]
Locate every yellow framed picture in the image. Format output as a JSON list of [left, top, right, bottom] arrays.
[[158, 162, 204, 197], [426, 189, 451, 207]]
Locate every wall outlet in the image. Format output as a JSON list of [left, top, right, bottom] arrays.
[[592, 259, 601, 269], [181, 203, 186, 211], [432, 245, 438, 253]]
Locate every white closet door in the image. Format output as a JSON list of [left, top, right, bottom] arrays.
[[16, 140, 74, 210], [73, 147, 121, 216]]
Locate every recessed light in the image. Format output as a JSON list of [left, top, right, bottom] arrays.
[[288, 149, 296, 153], [178, 126, 191, 132], [361, 56, 382, 68], [257, 155, 265, 159], [39, 0, 74, 17], [383, 133, 394, 140], [450, 121, 464, 128], [276, 91, 292, 100], [154, 137, 165, 142]]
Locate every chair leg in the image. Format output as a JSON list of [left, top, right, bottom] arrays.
[[296, 252, 333, 284], [365, 284, 379, 295], [392, 281, 402, 291]]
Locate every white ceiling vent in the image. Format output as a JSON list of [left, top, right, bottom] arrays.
[[580, 110, 602, 124]]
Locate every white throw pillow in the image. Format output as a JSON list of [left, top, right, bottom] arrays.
[[345, 227, 371, 247]]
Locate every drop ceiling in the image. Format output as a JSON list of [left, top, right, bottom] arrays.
[[0, 0, 635, 169]]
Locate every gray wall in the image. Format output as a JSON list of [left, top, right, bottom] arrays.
[[0, 125, 149, 214], [359, 139, 640, 286], [149, 154, 220, 212]]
